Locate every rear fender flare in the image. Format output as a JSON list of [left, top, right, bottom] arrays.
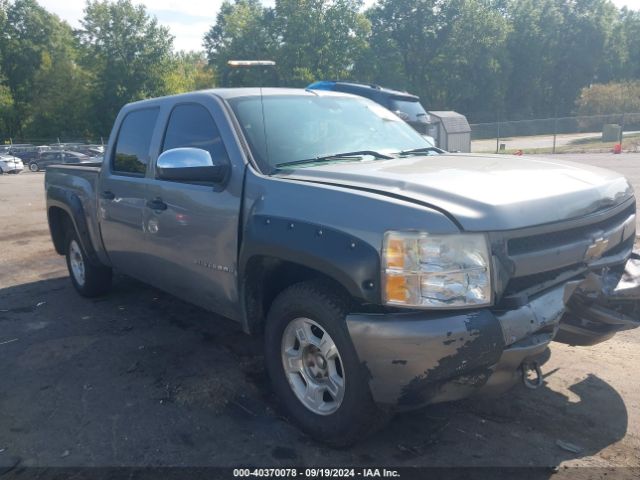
[[47, 186, 102, 266]]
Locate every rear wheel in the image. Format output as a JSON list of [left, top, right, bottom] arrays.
[[29, 163, 39, 172], [65, 231, 112, 297], [264, 280, 381, 446]]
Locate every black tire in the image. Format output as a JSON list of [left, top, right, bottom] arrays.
[[65, 229, 112, 297], [29, 163, 39, 172], [264, 280, 382, 446]]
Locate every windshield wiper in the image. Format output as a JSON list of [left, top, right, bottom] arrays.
[[276, 150, 393, 168], [397, 146, 444, 156]]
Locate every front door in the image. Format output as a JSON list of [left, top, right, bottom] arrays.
[[99, 107, 160, 282], [143, 101, 242, 320]]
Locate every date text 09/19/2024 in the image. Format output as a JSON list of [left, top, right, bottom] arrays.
[[233, 468, 400, 478]]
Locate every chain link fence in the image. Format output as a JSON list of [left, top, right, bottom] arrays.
[[5, 113, 640, 157], [2, 136, 108, 148], [470, 113, 640, 154]]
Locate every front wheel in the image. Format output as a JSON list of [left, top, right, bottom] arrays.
[[264, 280, 381, 446], [65, 231, 112, 297], [29, 163, 39, 172]]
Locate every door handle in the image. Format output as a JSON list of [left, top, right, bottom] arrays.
[[146, 198, 168, 211], [101, 191, 115, 200]]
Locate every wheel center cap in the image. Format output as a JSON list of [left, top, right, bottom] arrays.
[[315, 354, 327, 370]]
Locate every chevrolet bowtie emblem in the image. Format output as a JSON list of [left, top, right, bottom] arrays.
[[585, 237, 609, 261]]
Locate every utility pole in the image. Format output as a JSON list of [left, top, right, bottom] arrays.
[[496, 113, 501, 154], [552, 115, 558, 154]]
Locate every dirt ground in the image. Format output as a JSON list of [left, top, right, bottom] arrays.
[[1, 153, 639, 474]]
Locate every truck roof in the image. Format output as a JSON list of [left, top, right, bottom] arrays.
[[123, 87, 353, 109]]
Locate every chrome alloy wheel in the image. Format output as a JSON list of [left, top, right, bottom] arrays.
[[281, 317, 346, 415], [69, 239, 86, 286]]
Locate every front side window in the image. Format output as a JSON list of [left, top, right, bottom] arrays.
[[162, 103, 230, 165], [228, 95, 431, 173], [113, 108, 159, 175]]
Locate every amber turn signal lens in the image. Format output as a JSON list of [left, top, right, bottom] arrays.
[[385, 238, 405, 269], [385, 275, 408, 303]]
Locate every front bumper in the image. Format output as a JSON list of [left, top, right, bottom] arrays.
[[347, 284, 568, 409], [0, 164, 23, 173]]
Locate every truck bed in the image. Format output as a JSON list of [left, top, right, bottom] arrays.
[[45, 164, 101, 188]]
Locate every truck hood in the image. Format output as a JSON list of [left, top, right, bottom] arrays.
[[276, 154, 634, 231]]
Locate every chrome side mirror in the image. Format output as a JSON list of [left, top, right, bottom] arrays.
[[156, 147, 228, 183]]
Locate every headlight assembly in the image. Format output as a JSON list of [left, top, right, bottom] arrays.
[[383, 232, 492, 308]]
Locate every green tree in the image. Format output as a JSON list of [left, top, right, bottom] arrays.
[[361, 0, 509, 117], [575, 81, 640, 115], [553, 0, 619, 116], [503, 0, 561, 119], [0, 0, 13, 137], [79, 0, 174, 134], [164, 51, 216, 93], [361, 0, 447, 94], [271, 0, 370, 85], [27, 51, 92, 138], [505, 0, 619, 119], [617, 8, 640, 80], [204, 0, 370, 86], [596, 7, 632, 83], [429, 0, 511, 116], [204, 0, 274, 74], [0, 0, 79, 136], [0, 82, 14, 139]]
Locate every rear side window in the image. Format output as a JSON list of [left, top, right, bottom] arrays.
[[162, 103, 230, 165], [113, 108, 159, 175]]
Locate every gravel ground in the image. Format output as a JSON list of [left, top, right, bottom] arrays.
[[0, 154, 639, 474]]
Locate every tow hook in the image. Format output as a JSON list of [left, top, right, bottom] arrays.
[[521, 362, 543, 389]]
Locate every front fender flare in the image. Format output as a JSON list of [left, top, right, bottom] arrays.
[[239, 215, 381, 304]]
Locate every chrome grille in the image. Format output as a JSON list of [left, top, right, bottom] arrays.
[[508, 204, 636, 256], [496, 202, 636, 298]]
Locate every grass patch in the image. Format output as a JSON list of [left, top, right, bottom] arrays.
[[476, 132, 640, 155], [568, 132, 640, 146]]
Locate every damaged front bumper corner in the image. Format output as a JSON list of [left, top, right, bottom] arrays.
[[346, 284, 568, 409], [348, 252, 640, 409], [556, 251, 640, 345]]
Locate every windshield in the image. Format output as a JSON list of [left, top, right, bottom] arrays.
[[228, 94, 432, 172]]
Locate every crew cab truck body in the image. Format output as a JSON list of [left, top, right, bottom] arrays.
[[46, 88, 640, 445]]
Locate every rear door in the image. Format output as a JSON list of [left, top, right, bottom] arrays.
[[143, 99, 243, 320], [98, 107, 160, 282]]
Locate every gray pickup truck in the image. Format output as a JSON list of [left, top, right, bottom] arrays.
[[45, 88, 640, 445]]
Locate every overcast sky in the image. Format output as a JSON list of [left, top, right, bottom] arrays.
[[39, 0, 640, 52]]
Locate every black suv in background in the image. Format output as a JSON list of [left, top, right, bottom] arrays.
[[307, 81, 434, 139]]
